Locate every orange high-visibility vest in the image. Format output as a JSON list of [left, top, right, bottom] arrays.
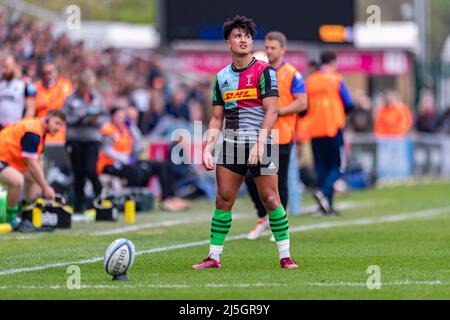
[[97, 123, 133, 174], [374, 103, 412, 137], [273, 63, 299, 145], [0, 118, 45, 172], [295, 116, 312, 143], [35, 77, 73, 118], [304, 70, 346, 138], [35, 77, 72, 145]]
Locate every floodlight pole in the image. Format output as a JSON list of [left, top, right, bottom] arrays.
[[414, 0, 432, 88]]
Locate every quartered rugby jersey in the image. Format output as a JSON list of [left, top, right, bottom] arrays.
[[212, 58, 279, 143]]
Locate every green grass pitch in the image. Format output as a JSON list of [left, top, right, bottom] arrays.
[[1, 181, 450, 299]]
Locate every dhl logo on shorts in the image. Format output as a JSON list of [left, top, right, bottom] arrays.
[[223, 88, 257, 102]]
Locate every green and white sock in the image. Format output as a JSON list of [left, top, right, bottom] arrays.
[[209, 208, 232, 261], [268, 205, 291, 259]]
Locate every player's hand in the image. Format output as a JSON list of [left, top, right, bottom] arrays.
[[43, 185, 56, 200], [203, 149, 215, 171], [248, 141, 264, 166]]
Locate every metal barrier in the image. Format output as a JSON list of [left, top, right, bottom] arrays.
[[346, 132, 450, 181]]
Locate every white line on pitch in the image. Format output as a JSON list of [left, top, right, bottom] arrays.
[[0, 205, 449, 276], [0, 282, 284, 290], [308, 280, 443, 287]]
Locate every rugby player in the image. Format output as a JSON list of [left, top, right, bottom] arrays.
[[192, 16, 298, 269]]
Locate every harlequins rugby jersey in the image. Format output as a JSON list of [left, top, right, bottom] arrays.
[[212, 57, 279, 143]]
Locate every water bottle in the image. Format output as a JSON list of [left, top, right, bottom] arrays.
[[0, 223, 11, 234], [32, 198, 44, 228], [124, 198, 136, 224], [0, 186, 7, 224]]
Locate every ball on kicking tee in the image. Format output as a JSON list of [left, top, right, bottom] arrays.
[[104, 238, 136, 280]]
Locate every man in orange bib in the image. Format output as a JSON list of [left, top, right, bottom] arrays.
[[0, 110, 66, 229], [245, 31, 307, 239], [304, 51, 353, 215], [35, 61, 73, 144]]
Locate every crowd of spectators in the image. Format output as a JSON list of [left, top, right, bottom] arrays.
[[0, 12, 212, 141], [348, 89, 450, 137], [3, 12, 450, 141]]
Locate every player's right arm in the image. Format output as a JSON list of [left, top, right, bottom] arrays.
[[203, 75, 225, 170], [27, 157, 55, 199], [203, 105, 224, 170]]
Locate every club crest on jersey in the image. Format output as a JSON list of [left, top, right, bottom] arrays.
[[246, 74, 253, 86], [223, 88, 257, 102]]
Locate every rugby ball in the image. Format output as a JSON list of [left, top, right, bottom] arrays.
[[104, 238, 136, 276]]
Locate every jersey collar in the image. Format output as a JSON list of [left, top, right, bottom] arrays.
[[231, 57, 256, 73]]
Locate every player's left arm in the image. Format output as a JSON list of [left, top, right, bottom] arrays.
[[258, 66, 280, 144], [23, 82, 37, 118], [279, 71, 307, 116], [248, 67, 279, 165]]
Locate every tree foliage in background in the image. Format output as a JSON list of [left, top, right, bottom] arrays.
[[26, 0, 156, 24]]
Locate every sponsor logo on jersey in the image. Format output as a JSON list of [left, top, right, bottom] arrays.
[[223, 88, 257, 102]]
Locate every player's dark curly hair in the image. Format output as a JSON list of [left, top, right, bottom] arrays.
[[223, 15, 257, 40]]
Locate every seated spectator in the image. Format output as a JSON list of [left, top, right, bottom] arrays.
[[166, 86, 190, 121], [438, 106, 450, 134], [374, 91, 412, 137], [97, 107, 190, 212], [415, 90, 441, 133], [349, 90, 373, 132]]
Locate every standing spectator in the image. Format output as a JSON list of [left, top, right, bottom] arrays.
[[304, 51, 354, 215], [415, 90, 440, 133], [0, 55, 36, 128], [35, 61, 73, 118], [374, 91, 412, 137], [35, 61, 73, 143], [63, 70, 105, 213]]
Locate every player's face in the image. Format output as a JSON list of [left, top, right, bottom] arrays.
[[226, 28, 252, 56], [265, 40, 285, 64], [46, 117, 65, 135]]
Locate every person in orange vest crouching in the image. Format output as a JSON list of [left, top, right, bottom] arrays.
[[35, 61, 73, 144], [304, 51, 354, 216], [374, 91, 412, 137], [97, 107, 190, 212], [0, 110, 66, 229]]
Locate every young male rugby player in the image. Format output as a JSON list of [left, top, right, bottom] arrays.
[[192, 16, 298, 269]]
